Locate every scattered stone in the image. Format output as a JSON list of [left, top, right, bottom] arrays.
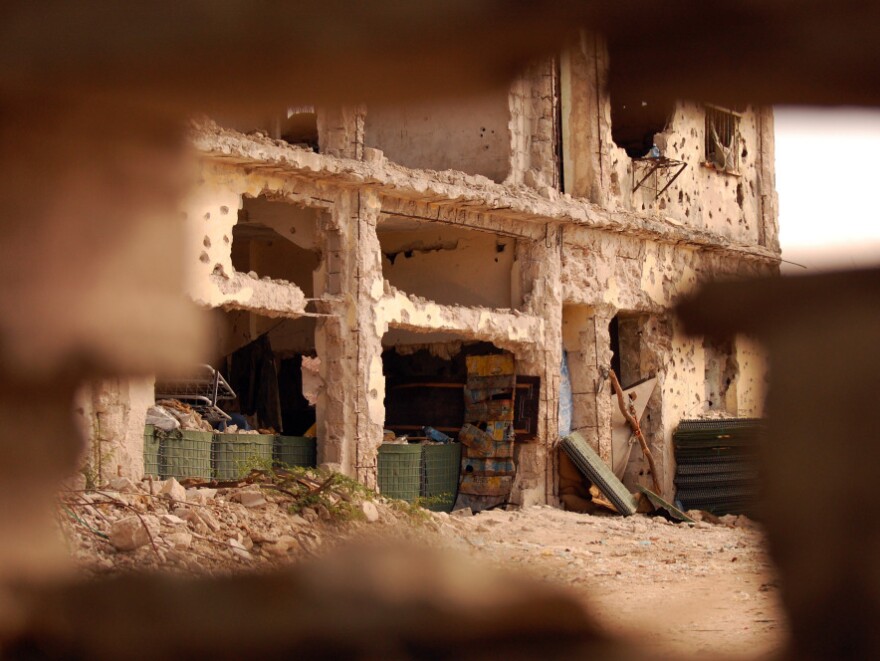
[[451, 507, 473, 518], [228, 538, 252, 560], [197, 509, 221, 532], [316, 504, 331, 521], [361, 501, 380, 523], [301, 508, 319, 523], [159, 478, 186, 503], [108, 477, 139, 493], [109, 515, 158, 552], [167, 531, 193, 549], [161, 514, 187, 527], [239, 491, 268, 508]]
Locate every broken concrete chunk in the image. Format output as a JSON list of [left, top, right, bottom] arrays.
[[158, 477, 186, 503], [161, 514, 186, 527], [361, 501, 379, 523], [197, 509, 221, 532], [228, 538, 252, 560], [107, 477, 139, 494], [166, 531, 193, 549], [239, 491, 267, 508], [108, 515, 158, 552]]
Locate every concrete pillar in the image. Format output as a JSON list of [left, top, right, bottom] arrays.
[[314, 190, 384, 488], [76, 376, 155, 484], [514, 224, 563, 506], [317, 105, 366, 160]]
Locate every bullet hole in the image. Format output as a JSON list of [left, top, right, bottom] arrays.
[[496, 243, 506, 253], [370, 389, 378, 398], [199, 252, 210, 263], [223, 235, 230, 244], [736, 183, 745, 208], [220, 206, 229, 215], [681, 137, 687, 149], [741, 146, 748, 160], [204, 212, 211, 220], [212, 264, 225, 276], [709, 211, 713, 219], [289, 226, 297, 234], [203, 236, 211, 248], [404, 250, 413, 259], [678, 190, 683, 204], [685, 208, 690, 217]]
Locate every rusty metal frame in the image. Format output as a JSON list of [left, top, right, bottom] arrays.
[[631, 157, 688, 199]]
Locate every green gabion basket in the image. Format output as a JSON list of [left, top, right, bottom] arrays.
[[420, 443, 462, 512], [213, 433, 274, 480], [275, 436, 317, 469], [143, 425, 160, 478], [377, 443, 422, 503], [159, 429, 213, 480]]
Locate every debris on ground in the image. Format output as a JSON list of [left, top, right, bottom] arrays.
[[58, 468, 436, 575]]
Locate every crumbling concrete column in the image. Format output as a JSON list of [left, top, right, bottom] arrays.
[[314, 190, 384, 488], [508, 59, 559, 191], [514, 225, 563, 506], [560, 31, 610, 205], [317, 106, 366, 160], [75, 376, 156, 484], [757, 106, 780, 252]]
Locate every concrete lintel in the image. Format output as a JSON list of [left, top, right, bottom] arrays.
[[380, 288, 543, 348], [190, 272, 307, 316]]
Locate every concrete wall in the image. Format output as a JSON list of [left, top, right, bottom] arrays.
[[364, 90, 512, 183], [562, 33, 779, 251], [379, 225, 516, 308]]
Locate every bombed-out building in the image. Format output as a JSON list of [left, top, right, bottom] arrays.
[[77, 34, 779, 509]]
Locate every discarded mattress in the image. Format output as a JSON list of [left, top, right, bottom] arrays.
[[560, 432, 638, 516]]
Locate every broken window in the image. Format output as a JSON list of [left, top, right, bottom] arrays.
[[232, 196, 321, 296], [704, 104, 742, 174], [607, 47, 673, 159]]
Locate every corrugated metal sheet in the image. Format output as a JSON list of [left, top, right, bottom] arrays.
[[560, 432, 638, 516], [673, 418, 764, 515]]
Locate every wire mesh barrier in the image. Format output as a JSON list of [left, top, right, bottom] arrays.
[[144, 425, 160, 478], [377, 443, 422, 502], [213, 433, 275, 480], [149, 429, 213, 480], [274, 436, 317, 469], [420, 443, 462, 512]]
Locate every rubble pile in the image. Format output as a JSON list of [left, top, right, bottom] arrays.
[[58, 469, 435, 575]]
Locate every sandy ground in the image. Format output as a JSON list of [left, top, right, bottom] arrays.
[[434, 506, 785, 659], [60, 478, 785, 658]]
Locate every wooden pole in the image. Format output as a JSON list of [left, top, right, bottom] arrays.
[[609, 369, 663, 497]]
